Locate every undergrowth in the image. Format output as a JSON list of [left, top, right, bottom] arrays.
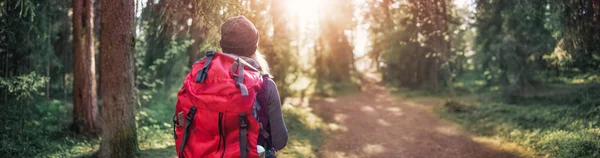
[[1, 86, 325, 158], [0, 99, 98, 158], [277, 104, 325, 158], [439, 84, 600, 158]]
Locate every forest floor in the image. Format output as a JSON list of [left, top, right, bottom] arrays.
[[307, 77, 531, 158]]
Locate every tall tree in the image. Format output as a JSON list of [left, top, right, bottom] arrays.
[[475, 0, 555, 92], [269, 0, 296, 101], [246, 0, 299, 101], [556, 0, 600, 71], [99, 0, 138, 157], [369, 0, 455, 91], [72, 0, 99, 134], [314, 0, 356, 94]]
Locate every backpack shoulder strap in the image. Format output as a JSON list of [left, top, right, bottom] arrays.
[[195, 50, 216, 83], [257, 73, 273, 149]]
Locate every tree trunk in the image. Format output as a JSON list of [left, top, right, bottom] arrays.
[[99, 0, 138, 157], [187, 20, 204, 66], [270, 0, 291, 101], [443, 0, 455, 98], [94, 0, 102, 99], [187, 38, 201, 66], [72, 0, 99, 134]]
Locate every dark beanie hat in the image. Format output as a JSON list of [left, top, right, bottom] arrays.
[[220, 16, 259, 57]]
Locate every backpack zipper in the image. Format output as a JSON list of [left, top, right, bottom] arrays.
[[217, 112, 226, 158]]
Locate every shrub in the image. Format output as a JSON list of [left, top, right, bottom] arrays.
[[538, 130, 600, 158]]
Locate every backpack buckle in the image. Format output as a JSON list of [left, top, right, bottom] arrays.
[[205, 50, 216, 56], [186, 107, 197, 121], [239, 113, 248, 128]]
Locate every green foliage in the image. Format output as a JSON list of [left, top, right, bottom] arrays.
[[506, 84, 600, 117], [0, 72, 48, 100], [474, 0, 556, 90], [538, 130, 600, 158], [1, 0, 70, 103], [135, 88, 179, 155], [278, 105, 325, 158], [245, 0, 302, 101], [312, 0, 358, 95], [549, 1, 600, 71], [473, 0, 599, 94], [368, 0, 457, 91], [440, 98, 600, 158], [0, 99, 98, 157]]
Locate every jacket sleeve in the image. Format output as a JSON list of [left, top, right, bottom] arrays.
[[265, 78, 288, 150]]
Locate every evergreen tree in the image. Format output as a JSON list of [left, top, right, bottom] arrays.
[[72, 0, 99, 134], [99, 0, 138, 156]]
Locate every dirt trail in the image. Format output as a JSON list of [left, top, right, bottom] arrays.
[[309, 80, 521, 158]]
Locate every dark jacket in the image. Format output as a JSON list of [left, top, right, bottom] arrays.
[[240, 56, 288, 150]]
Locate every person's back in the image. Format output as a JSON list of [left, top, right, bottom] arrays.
[[173, 16, 288, 158]]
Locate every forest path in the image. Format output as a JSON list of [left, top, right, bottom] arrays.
[[309, 79, 523, 158]]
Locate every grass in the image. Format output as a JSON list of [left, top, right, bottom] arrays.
[[438, 84, 600, 158], [0, 99, 99, 158], [277, 103, 325, 158], [0, 86, 325, 158]]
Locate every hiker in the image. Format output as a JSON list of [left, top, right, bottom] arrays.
[[174, 16, 288, 158]]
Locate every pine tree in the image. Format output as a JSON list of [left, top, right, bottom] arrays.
[[72, 0, 99, 134], [99, 0, 138, 156]]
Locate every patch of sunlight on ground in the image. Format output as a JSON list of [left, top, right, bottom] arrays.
[[377, 119, 391, 126], [386, 107, 401, 112], [279, 101, 325, 158], [324, 97, 337, 103], [334, 113, 348, 123], [282, 139, 314, 156], [325, 151, 360, 158], [282, 102, 324, 130], [327, 123, 348, 132], [435, 125, 460, 136], [361, 105, 375, 112], [363, 144, 386, 155], [471, 136, 536, 158], [137, 126, 174, 150], [47, 141, 98, 158]]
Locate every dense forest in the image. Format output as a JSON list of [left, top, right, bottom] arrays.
[[1, 0, 598, 157]]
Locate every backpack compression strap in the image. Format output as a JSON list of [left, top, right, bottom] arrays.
[[179, 106, 197, 157], [196, 51, 216, 83], [239, 112, 249, 158]]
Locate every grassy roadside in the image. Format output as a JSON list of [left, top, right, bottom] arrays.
[[437, 85, 600, 158], [0, 89, 325, 158], [277, 103, 326, 158]]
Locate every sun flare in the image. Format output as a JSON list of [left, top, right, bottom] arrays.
[[282, 0, 322, 24]]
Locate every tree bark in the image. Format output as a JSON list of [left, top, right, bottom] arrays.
[[442, 0, 455, 98], [99, 0, 138, 157], [72, 0, 99, 134], [187, 19, 204, 66]]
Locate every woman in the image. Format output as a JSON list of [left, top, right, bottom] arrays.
[[219, 16, 288, 157]]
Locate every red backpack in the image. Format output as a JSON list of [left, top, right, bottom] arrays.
[[173, 51, 271, 158]]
